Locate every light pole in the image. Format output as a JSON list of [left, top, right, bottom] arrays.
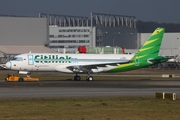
[[113, 36, 115, 47]]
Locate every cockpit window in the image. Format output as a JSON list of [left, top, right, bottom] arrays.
[[11, 57, 23, 61]]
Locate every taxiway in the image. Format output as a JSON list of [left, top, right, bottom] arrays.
[[0, 80, 179, 99]]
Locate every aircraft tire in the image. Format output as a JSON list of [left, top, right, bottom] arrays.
[[86, 76, 93, 81], [19, 78, 24, 82], [74, 76, 81, 81]]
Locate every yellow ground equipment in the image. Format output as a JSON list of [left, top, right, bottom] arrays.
[[5, 74, 39, 82]]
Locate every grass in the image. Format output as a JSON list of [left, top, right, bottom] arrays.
[[0, 97, 180, 120]]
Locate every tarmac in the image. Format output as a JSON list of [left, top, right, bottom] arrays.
[[0, 69, 179, 99]]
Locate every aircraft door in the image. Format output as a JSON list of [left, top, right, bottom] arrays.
[[28, 55, 34, 65]]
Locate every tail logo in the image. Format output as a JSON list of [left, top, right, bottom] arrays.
[[134, 54, 140, 66]]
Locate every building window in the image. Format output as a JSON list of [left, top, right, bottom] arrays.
[[58, 29, 90, 33], [68, 46, 77, 48], [84, 35, 89, 37], [49, 46, 64, 48], [85, 40, 89, 43], [50, 40, 58, 43], [58, 40, 64, 43], [59, 46, 64, 48], [50, 40, 90, 43], [49, 35, 54, 37], [79, 40, 90, 43]]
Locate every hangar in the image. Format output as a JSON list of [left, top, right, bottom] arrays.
[[40, 13, 137, 53]]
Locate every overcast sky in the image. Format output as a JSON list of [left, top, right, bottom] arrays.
[[1, 0, 180, 23]]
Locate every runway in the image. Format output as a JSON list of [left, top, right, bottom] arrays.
[[0, 80, 180, 99]]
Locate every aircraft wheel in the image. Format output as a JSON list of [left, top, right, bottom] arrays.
[[74, 76, 81, 81], [86, 76, 93, 81], [19, 78, 24, 82], [74, 76, 77, 81]]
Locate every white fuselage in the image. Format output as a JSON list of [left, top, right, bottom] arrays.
[[6, 53, 134, 73]]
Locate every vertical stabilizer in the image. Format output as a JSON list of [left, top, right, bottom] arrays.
[[134, 28, 165, 59], [108, 28, 166, 72]]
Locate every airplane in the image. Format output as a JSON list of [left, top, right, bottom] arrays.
[[5, 27, 167, 81]]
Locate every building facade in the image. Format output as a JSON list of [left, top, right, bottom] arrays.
[[49, 26, 95, 53], [40, 13, 137, 53]]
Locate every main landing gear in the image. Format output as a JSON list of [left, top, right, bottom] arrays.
[[74, 73, 81, 81], [74, 72, 93, 81]]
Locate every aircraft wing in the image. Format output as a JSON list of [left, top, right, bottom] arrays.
[[66, 60, 130, 73]]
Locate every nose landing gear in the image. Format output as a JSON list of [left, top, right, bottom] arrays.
[[86, 76, 93, 81]]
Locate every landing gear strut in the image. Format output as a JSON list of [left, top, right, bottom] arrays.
[[27, 72, 31, 78], [73, 72, 93, 81], [86, 72, 93, 81], [86, 76, 93, 81]]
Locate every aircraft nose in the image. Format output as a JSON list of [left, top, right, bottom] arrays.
[[5, 62, 11, 69]]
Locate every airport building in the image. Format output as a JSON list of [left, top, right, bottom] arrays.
[[40, 13, 137, 53]]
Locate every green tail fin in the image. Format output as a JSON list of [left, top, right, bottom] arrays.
[[133, 27, 165, 61], [108, 28, 166, 73]]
